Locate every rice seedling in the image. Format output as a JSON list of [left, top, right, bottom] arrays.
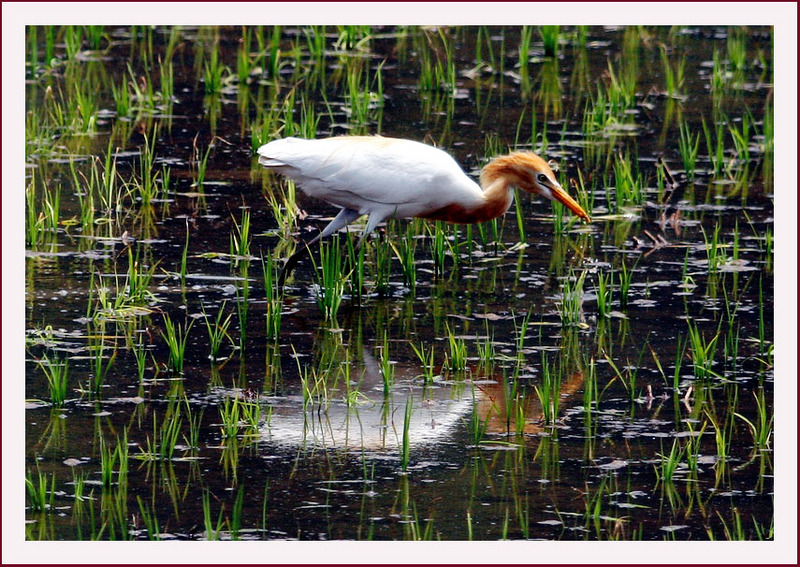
[[99, 431, 129, 489], [557, 269, 586, 327], [678, 120, 700, 181], [756, 277, 771, 363], [111, 74, 132, 119], [229, 485, 245, 541], [617, 261, 633, 311], [160, 314, 194, 375], [130, 332, 153, 382], [726, 27, 747, 83], [371, 232, 393, 296], [475, 326, 496, 369], [594, 269, 613, 318], [26, 465, 56, 512], [388, 224, 418, 293], [498, 370, 526, 437], [400, 396, 413, 472], [410, 341, 436, 385], [540, 25, 560, 58], [735, 388, 773, 453], [261, 254, 283, 340], [752, 512, 774, 541], [538, 58, 563, 120], [201, 302, 234, 362], [583, 472, 615, 532], [25, 175, 61, 249], [444, 323, 468, 373], [138, 404, 183, 461], [761, 95, 773, 192], [312, 237, 347, 321], [234, 279, 250, 353], [132, 130, 165, 207], [219, 395, 244, 439], [342, 233, 366, 303], [701, 116, 727, 177], [378, 332, 395, 395], [229, 207, 252, 266], [159, 58, 175, 110], [343, 57, 384, 132], [686, 319, 721, 380], [37, 353, 69, 406], [201, 490, 227, 541], [683, 421, 706, 479], [604, 58, 637, 114], [514, 498, 531, 540], [417, 28, 456, 94], [192, 137, 215, 193], [518, 26, 533, 94], [659, 44, 685, 98], [428, 221, 448, 276], [534, 354, 561, 426], [136, 496, 162, 540], [88, 328, 117, 395], [611, 150, 644, 209], [703, 404, 734, 483], [202, 38, 227, 95], [467, 390, 493, 446], [655, 438, 684, 484]]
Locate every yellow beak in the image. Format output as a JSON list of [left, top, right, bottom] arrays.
[[550, 184, 591, 222]]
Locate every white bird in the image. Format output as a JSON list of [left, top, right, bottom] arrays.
[[258, 136, 590, 285]]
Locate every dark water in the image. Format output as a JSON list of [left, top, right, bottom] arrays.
[[22, 24, 776, 546]]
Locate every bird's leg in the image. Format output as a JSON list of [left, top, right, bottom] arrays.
[[355, 211, 390, 249], [277, 207, 361, 288]]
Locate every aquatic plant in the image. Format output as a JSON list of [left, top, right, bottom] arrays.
[[138, 404, 183, 461], [557, 269, 587, 327], [444, 323, 468, 373], [313, 237, 347, 321], [540, 25, 560, 58], [160, 314, 194, 375], [735, 388, 773, 453], [25, 465, 56, 512], [37, 353, 69, 407], [660, 44, 686, 97], [202, 302, 235, 362], [678, 120, 700, 181], [534, 354, 561, 426], [410, 341, 436, 385], [400, 396, 413, 472]]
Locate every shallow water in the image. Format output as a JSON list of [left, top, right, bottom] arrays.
[[24, 25, 773, 541]]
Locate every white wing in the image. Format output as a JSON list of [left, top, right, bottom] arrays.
[[258, 136, 483, 218]]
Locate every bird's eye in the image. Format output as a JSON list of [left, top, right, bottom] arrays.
[[537, 173, 549, 184]]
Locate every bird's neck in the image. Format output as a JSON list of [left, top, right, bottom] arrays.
[[421, 177, 513, 224], [476, 177, 515, 220]]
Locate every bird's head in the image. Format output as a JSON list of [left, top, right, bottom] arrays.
[[481, 152, 591, 222]]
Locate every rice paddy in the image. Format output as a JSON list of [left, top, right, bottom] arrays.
[[21, 23, 777, 546]]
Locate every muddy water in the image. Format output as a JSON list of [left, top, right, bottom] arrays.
[[24, 26, 773, 542]]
